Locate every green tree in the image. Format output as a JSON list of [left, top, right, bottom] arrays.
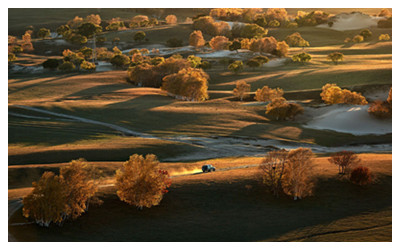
[[77, 22, 102, 38], [240, 23, 267, 38], [292, 52, 311, 63]]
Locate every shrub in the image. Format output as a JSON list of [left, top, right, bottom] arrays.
[[80, 60, 96, 71], [292, 52, 311, 63], [282, 148, 315, 200], [161, 67, 209, 101], [254, 86, 283, 102], [350, 166, 372, 186], [233, 80, 251, 101], [228, 60, 244, 74], [328, 151, 361, 175], [265, 97, 304, 120], [115, 154, 171, 209], [42, 59, 60, 69], [341, 89, 368, 105], [327, 52, 344, 65], [166, 38, 183, 47], [285, 32, 310, 47], [58, 61, 76, 71], [379, 34, 391, 41]]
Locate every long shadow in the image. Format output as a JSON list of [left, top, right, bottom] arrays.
[[9, 175, 392, 241]]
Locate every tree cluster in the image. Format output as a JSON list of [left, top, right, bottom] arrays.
[[320, 83, 368, 105], [254, 85, 283, 102], [265, 97, 304, 120], [233, 80, 251, 101]]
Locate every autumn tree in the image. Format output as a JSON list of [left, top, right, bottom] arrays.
[[285, 32, 310, 47], [233, 80, 251, 101], [110, 54, 130, 68], [275, 41, 289, 57], [189, 30, 205, 48], [265, 8, 288, 23], [352, 35, 364, 43], [77, 22, 102, 38], [328, 52, 344, 65], [291, 52, 311, 63], [379, 34, 391, 41], [265, 97, 304, 120], [165, 15, 177, 24], [378, 8, 392, 17], [328, 151, 361, 175], [22, 172, 68, 227], [350, 166, 373, 186], [359, 29, 372, 40], [134, 31, 146, 42], [67, 16, 84, 29], [209, 36, 230, 51], [115, 154, 171, 209], [161, 67, 209, 101], [240, 23, 267, 39], [259, 149, 289, 197], [254, 86, 283, 102], [320, 83, 368, 105], [368, 87, 392, 119], [37, 28, 50, 39], [106, 18, 126, 31], [22, 31, 34, 51], [130, 15, 150, 27], [85, 14, 101, 25], [228, 60, 244, 74], [282, 148, 315, 200]]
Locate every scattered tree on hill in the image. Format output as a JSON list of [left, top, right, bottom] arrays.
[[252, 55, 269, 64], [379, 34, 391, 41], [85, 14, 101, 25], [165, 15, 178, 24], [22, 172, 68, 227], [233, 80, 251, 101], [327, 52, 344, 65], [291, 52, 311, 63], [295, 10, 329, 27], [285, 32, 310, 47], [80, 60, 96, 71], [350, 166, 373, 186], [328, 151, 361, 175], [161, 67, 209, 101], [359, 29, 372, 40], [106, 18, 126, 31], [187, 55, 202, 68], [281, 148, 315, 200], [320, 83, 368, 105], [116, 154, 171, 209], [189, 30, 206, 48], [259, 149, 289, 197], [110, 54, 130, 68], [275, 41, 289, 57], [268, 20, 280, 28], [130, 15, 150, 28], [265, 97, 304, 120], [240, 23, 267, 39], [134, 31, 146, 42], [37, 28, 51, 39], [352, 35, 364, 43], [228, 60, 244, 74], [22, 31, 34, 51], [67, 16, 84, 29], [254, 86, 283, 102], [209, 36, 230, 51], [77, 22, 102, 38], [265, 8, 288, 23]]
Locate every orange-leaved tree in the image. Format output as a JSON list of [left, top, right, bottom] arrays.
[[254, 86, 283, 102], [328, 151, 361, 175], [189, 30, 206, 48], [233, 80, 251, 101], [115, 154, 171, 209]]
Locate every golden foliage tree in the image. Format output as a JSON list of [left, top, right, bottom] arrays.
[[85, 14, 101, 25], [320, 83, 367, 105], [115, 154, 171, 209], [233, 80, 251, 101], [67, 16, 84, 29], [328, 151, 361, 175], [165, 15, 177, 24], [161, 67, 209, 101], [209, 36, 230, 51], [368, 87, 392, 119], [254, 86, 284, 102], [327, 52, 344, 65], [275, 41, 289, 57], [259, 149, 289, 197], [22, 172, 68, 227], [189, 30, 205, 48], [266, 97, 304, 120], [282, 148, 315, 200], [285, 32, 310, 47]]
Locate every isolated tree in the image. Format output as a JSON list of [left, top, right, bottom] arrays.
[[379, 34, 391, 41], [359, 29, 372, 40], [291, 52, 311, 63], [254, 86, 283, 102], [350, 166, 372, 186], [22, 172, 68, 227], [285, 32, 310, 47], [265, 97, 304, 120], [115, 154, 171, 209], [189, 30, 205, 48], [328, 151, 361, 175], [233, 80, 251, 101], [352, 35, 364, 43], [282, 148, 315, 200], [130, 15, 149, 27], [37, 28, 51, 39], [165, 15, 178, 24], [209, 36, 230, 51], [77, 22, 102, 38], [134, 31, 146, 42], [228, 60, 244, 74], [161, 67, 209, 101], [259, 149, 289, 197], [327, 52, 344, 65]]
